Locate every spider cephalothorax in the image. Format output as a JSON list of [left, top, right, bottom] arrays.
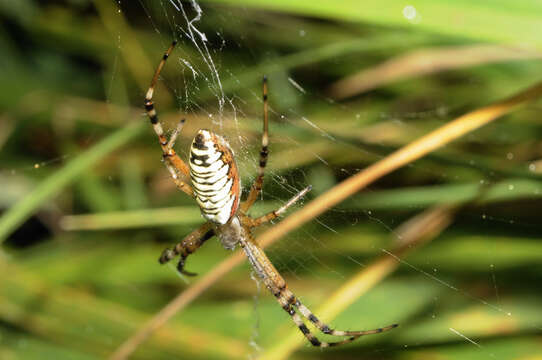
[[146, 41, 397, 348]]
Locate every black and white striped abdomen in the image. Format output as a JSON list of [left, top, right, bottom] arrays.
[[189, 130, 240, 225]]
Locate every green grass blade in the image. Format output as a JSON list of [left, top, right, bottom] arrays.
[[204, 0, 542, 46], [0, 122, 144, 243]]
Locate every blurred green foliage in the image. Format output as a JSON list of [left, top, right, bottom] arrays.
[[1, 0, 542, 359]]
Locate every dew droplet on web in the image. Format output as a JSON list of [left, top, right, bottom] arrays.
[[402, 5, 421, 23], [402, 5, 417, 20]]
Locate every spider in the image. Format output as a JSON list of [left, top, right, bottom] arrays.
[[145, 41, 398, 348]]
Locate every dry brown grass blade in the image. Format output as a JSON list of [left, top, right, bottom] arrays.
[[253, 80, 542, 253], [259, 205, 457, 360], [0, 257, 249, 360], [328, 44, 542, 99], [109, 79, 542, 360], [109, 252, 247, 360]]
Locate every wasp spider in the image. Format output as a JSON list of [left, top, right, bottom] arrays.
[[145, 41, 398, 347]]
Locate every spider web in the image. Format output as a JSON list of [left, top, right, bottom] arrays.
[[125, 1, 542, 356], [3, 0, 542, 359]]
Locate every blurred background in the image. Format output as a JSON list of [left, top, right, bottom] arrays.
[[1, 1, 542, 359]]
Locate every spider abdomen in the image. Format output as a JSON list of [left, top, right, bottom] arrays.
[[189, 130, 240, 225]]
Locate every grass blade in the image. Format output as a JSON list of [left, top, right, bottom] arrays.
[[0, 122, 144, 243]]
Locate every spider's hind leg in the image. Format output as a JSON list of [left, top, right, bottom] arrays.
[[240, 234, 397, 348], [159, 222, 214, 276], [277, 286, 397, 347], [294, 296, 399, 339]]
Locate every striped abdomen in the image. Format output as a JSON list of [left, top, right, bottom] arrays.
[[189, 130, 241, 225]]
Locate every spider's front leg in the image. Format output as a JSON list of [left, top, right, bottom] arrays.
[[146, 41, 194, 198], [159, 222, 214, 276]]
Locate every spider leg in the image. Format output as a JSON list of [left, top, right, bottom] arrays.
[[249, 185, 311, 227], [159, 222, 214, 276], [145, 41, 194, 198], [241, 76, 269, 213], [293, 295, 398, 338], [240, 234, 397, 347], [166, 118, 185, 151]]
